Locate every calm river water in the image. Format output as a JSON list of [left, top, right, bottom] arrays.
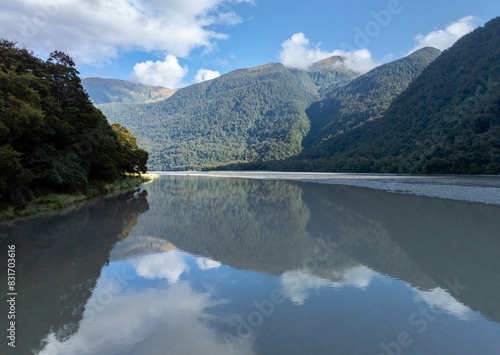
[[1, 175, 500, 354]]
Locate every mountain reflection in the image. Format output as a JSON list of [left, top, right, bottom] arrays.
[[0, 189, 149, 355], [120, 176, 500, 322], [3, 176, 500, 354], [113, 177, 316, 274], [300, 182, 500, 322]]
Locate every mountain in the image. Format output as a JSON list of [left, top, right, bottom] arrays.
[[290, 55, 360, 98], [303, 47, 441, 148], [291, 16, 500, 174], [96, 61, 357, 170], [87, 46, 444, 172], [82, 77, 176, 104]]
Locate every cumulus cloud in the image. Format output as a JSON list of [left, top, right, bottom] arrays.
[[331, 48, 378, 73], [281, 270, 331, 305], [281, 266, 378, 305], [279, 32, 378, 73], [330, 265, 378, 289], [40, 252, 257, 355], [132, 251, 189, 284], [40, 282, 256, 355], [279, 33, 333, 69], [414, 287, 472, 320], [130, 55, 188, 88], [0, 0, 248, 65], [196, 257, 222, 270], [408, 16, 480, 53], [195, 69, 221, 83]]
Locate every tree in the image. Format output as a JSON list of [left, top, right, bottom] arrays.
[[112, 123, 148, 174], [0, 41, 150, 208]]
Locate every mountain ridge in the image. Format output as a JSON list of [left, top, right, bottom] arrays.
[[82, 77, 176, 104], [95, 58, 358, 170], [303, 17, 500, 174], [303, 46, 441, 148], [83, 27, 498, 175], [239, 17, 499, 174]]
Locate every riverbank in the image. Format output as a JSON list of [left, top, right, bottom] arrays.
[[0, 173, 158, 221], [155, 171, 500, 206]]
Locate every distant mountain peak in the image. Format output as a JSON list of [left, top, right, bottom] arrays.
[[302, 46, 442, 148], [82, 77, 176, 104], [409, 46, 442, 56], [309, 56, 346, 71], [298, 17, 500, 174], [247, 62, 285, 72]]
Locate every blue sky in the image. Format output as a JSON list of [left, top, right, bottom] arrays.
[[1, 0, 498, 87]]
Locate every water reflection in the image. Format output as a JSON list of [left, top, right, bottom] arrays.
[[301, 181, 500, 322], [2, 176, 500, 354], [0, 189, 148, 355], [41, 252, 247, 355]]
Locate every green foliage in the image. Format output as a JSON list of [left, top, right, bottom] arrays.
[[303, 47, 442, 148], [96, 62, 356, 170], [0, 40, 149, 209], [111, 123, 148, 174], [86, 17, 499, 175], [0, 144, 22, 194], [246, 17, 499, 175], [300, 18, 500, 174]]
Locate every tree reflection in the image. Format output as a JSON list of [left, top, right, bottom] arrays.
[[0, 189, 149, 354]]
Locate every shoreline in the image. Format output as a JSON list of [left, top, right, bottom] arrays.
[[0, 174, 157, 222], [153, 171, 500, 206]]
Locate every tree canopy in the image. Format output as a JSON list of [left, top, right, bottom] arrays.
[[0, 40, 148, 207]]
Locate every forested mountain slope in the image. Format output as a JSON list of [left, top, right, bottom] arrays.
[[97, 61, 357, 170], [89, 47, 446, 172], [304, 47, 441, 148], [256, 17, 499, 174]]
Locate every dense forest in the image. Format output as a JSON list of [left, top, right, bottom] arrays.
[[303, 47, 441, 148], [223, 17, 500, 174], [0, 41, 148, 211], [96, 61, 357, 170]]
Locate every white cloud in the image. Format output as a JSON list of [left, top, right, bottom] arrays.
[[132, 251, 189, 284], [0, 0, 248, 65], [279, 32, 378, 73], [330, 265, 377, 289], [331, 48, 378, 73], [414, 287, 472, 320], [130, 55, 188, 88], [196, 257, 222, 270], [39, 282, 256, 355], [195, 68, 221, 83], [408, 16, 480, 53], [279, 33, 331, 69], [281, 270, 331, 305], [281, 266, 377, 305]]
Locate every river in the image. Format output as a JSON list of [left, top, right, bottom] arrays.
[[1, 174, 499, 354]]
